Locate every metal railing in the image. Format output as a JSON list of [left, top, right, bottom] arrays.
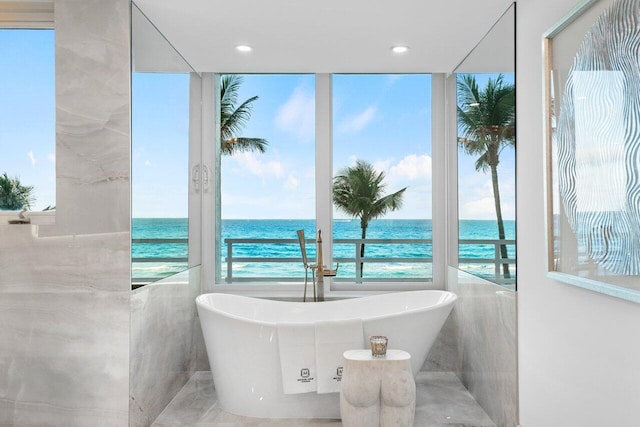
[[458, 239, 517, 285], [131, 238, 188, 286], [224, 237, 516, 284], [131, 237, 516, 286]]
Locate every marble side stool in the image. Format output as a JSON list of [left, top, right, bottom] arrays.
[[340, 349, 416, 427]]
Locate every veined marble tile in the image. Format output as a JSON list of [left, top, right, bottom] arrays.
[[130, 268, 206, 427], [415, 372, 495, 426], [0, 230, 130, 294], [152, 372, 219, 426], [422, 312, 461, 373], [0, 233, 130, 426], [0, 0, 131, 425], [54, 0, 131, 237], [153, 371, 494, 427], [447, 268, 517, 427]]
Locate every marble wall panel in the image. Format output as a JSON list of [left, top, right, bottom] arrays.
[[0, 230, 130, 426], [54, 0, 130, 236], [446, 267, 517, 427], [0, 0, 131, 425], [421, 311, 461, 373], [130, 268, 208, 427]]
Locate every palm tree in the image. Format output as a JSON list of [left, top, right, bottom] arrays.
[[0, 173, 35, 210], [220, 75, 268, 155], [333, 160, 407, 277], [457, 74, 515, 279]]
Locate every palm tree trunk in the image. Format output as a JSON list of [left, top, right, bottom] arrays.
[[359, 223, 367, 279], [490, 164, 511, 279]]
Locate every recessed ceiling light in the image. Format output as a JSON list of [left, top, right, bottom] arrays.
[[391, 45, 409, 54], [236, 44, 253, 53]]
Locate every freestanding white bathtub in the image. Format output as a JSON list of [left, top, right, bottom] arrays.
[[196, 290, 457, 419]]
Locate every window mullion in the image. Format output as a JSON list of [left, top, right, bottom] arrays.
[[188, 73, 203, 270], [201, 72, 217, 291], [315, 74, 333, 282], [432, 74, 447, 287], [445, 74, 459, 269]]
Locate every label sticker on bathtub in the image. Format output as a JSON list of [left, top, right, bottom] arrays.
[[333, 366, 343, 382], [297, 368, 314, 384]]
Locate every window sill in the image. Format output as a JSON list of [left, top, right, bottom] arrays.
[[0, 211, 55, 226]]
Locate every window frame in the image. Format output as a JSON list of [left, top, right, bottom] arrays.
[[204, 73, 448, 294]]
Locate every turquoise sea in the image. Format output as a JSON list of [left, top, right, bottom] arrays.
[[132, 219, 516, 282]]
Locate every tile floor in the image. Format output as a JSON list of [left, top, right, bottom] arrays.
[[152, 371, 495, 427]]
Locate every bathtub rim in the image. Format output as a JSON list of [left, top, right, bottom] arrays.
[[196, 289, 457, 327]]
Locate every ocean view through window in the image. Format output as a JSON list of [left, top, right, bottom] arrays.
[[457, 72, 516, 287], [132, 73, 190, 286], [219, 74, 316, 283], [332, 74, 432, 282], [130, 73, 517, 288]]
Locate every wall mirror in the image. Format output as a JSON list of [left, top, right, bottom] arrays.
[[452, 3, 516, 290], [131, 3, 195, 288], [544, 0, 640, 303]]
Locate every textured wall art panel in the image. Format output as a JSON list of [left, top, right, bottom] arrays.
[[547, 0, 640, 295]]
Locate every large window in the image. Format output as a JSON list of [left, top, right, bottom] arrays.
[[332, 74, 432, 283], [217, 74, 432, 286], [456, 73, 516, 287], [131, 73, 190, 286], [0, 29, 55, 212], [219, 74, 316, 283]]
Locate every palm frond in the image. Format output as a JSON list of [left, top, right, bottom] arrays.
[[332, 160, 406, 222], [219, 75, 269, 156], [221, 96, 259, 141], [221, 137, 268, 155], [457, 74, 515, 165], [0, 173, 35, 210]]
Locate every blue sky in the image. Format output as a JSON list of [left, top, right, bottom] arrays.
[[220, 74, 432, 220], [2, 29, 514, 220], [0, 30, 55, 210], [458, 73, 516, 220], [132, 73, 190, 217]]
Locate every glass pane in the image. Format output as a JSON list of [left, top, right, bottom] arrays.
[[131, 73, 190, 287], [220, 74, 316, 283], [0, 29, 55, 211], [332, 74, 432, 283], [457, 72, 516, 287]]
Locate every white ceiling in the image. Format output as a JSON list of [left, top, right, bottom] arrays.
[[133, 0, 515, 73]]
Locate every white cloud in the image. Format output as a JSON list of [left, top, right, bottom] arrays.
[[462, 197, 497, 220], [234, 152, 284, 179], [338, 106, 376, 133], [373, 159, 392, 174], [144, 160, 153, 167], [459, 178, 515, 220], [47, 153, 55, 164], [389, 154, 432, 181], [284, 173, 300, 190], [27, 150, 36, 166], [275, 86, 314, 139]]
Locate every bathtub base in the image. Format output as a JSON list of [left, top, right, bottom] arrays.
[[197, 291, 457, 420]]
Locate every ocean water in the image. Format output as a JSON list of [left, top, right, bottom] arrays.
[[132, 218, 515, 281]]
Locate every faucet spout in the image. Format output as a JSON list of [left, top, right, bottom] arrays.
[[315, 229, 338, 302], [298, 229, 339, 302]]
